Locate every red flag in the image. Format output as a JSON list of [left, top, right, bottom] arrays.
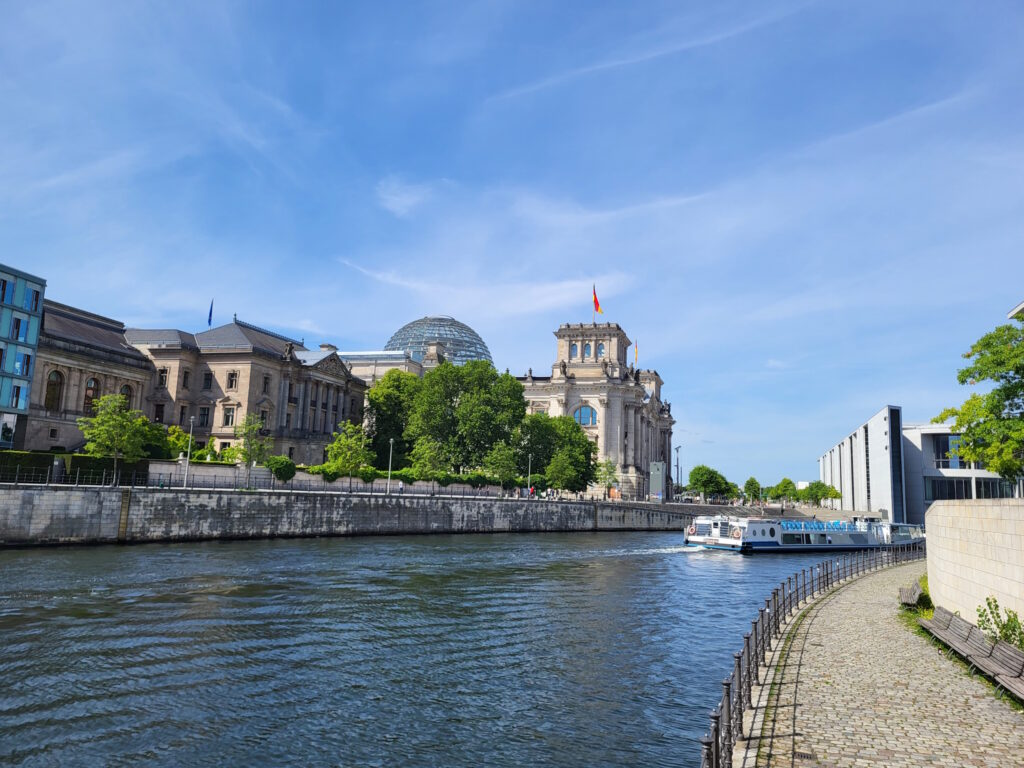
[[592, 284, 603, 315]]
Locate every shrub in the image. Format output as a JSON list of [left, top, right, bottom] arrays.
[[357, 466, 379, 484], [977, 597, 1024, 649], [305, 464, 341, 483], [265, 455, 296, 483]]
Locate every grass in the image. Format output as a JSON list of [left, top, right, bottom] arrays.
[[898, 573, 1024, 713]]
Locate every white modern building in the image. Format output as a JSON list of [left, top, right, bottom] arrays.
[[819, 405, 1023, 525]]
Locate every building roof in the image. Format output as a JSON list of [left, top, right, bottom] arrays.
[[42, 300, 149, 361], [1008, 299, 1024, 320], [191, 317, 305, 357], [124, 328, 199, 350], [384, 316, 492, 365]]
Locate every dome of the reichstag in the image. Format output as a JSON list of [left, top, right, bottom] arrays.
[[385, 316, 492, 366]]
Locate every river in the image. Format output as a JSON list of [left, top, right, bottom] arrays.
[[0, 533, 832, 767]]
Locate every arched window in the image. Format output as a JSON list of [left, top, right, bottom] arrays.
[[574, 405, 597, 426], [84, 378, 100, 413], [120, 384, 133, 407], [44, 370, 64, 411], [583, 343, 592, 358], [570, 343, 578, 358], [597, 342, 605, 358]]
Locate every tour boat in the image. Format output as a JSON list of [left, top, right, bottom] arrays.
[[684, 515, 925, 553]]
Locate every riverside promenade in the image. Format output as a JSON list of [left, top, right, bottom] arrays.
[[736, 562, 1024, 767]]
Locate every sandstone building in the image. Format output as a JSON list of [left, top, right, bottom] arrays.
[[519, 323, 675, 499]]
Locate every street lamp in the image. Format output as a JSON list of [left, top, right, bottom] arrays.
[[183, 415, 195, 489], [674, 445, 680, 502], [527, 453, 532, 499], [386, 437, 394, 495]]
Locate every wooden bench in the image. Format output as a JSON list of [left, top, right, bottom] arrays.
[[899, 582, 923, 606], [920, 606, 1024, 702]]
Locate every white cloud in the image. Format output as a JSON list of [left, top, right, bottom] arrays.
[[375, 176, 433, 217]]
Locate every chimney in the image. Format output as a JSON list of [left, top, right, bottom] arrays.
[[320, 343, 338, 352]]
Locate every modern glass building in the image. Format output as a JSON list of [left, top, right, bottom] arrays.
[[0, 264, 46, 448], [384, 316, 492, 366]]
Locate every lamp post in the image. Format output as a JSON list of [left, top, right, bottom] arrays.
[[183, 415, 195, 489], [527, 453, 532, 499], [387, 437, 394, 495], [674, 445, 680, 502]]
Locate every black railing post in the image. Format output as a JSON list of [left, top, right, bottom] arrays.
[[721, 679, 732, 765], [749, 622, 759, 685], [709, 709, 720, 768], [700, 735, 713, 768]]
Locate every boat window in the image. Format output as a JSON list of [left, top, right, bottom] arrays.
[[783, 533, 802, 544], [769, 527, 775, 537]]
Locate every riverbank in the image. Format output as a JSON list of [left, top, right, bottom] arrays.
[[0, 486, 704, 546], [737, 562, 1024, 767]]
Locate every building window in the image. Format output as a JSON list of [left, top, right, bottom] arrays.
[[574, 405, 597, 426], [179, 406, 187, 425], [203, 372, 213, 390], [198, 407, 210, 427], [10, 317, 23, 341], [263, 375, 271, 394], [223, 406, 235, 427], [924, 477, 972, 503], [119, 384, 133, 406], [583, 343, 592, 359], [182, 370, 191, 390], [288, 446, 294, 459], [260, 409, 268, 425], [13, 352, 31, 377], [221, 442, 231, 452], [49, 428, 58, 439], [158, 368, 169, 388], [570, 343, 578, 359], [83, 377, 100, 413], [285, 413, 291, 428], [11, 384, 22, 409], [0, 280, 6, 303], [227, 371, 238, 390], [154, 404, 165, 423], [26, 290, 41, 312], [45, 370, 64, 411], [597, 342, 605, 358], [976, 478, 1016, 499]]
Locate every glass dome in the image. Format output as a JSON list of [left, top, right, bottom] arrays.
[[385, 316, 492, 366]]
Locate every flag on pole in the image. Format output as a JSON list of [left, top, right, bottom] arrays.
[[634, 339, 638, 366], [208, 299, 214, 327], [592, 284, 603, 315]]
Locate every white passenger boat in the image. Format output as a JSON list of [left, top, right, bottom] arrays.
[[684, 515, 925, 553]]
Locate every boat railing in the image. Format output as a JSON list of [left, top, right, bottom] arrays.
[[697, 541, 927, 768]]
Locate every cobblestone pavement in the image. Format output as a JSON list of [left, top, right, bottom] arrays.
[[749, 562, 1024, 768]]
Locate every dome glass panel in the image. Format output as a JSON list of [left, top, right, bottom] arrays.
[[384, 316, 493, 366]]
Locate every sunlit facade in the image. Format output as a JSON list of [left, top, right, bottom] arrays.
[[0, 264, 46, 448]]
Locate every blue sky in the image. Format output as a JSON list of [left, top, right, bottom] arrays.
[[4, 1, 1024, 485]]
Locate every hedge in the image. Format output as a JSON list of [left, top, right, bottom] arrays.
[[0, 451, 64, 473]]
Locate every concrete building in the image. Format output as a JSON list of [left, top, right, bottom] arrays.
[[126, 317, 366, 465], [27, 301, 155, 451], [0, 264, 46, 449], [819, 405, 1023, 525], [519, 322, 674, 499], [339, 350, 423, 387]]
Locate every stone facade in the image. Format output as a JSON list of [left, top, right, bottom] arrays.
[[125, 317, 366, 466], [519, 323, 674, 498], [26, 301, 155, 451]]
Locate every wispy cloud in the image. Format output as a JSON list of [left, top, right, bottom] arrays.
[[375, 176, 434, 217]]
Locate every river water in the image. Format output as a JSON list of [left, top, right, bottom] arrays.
[[0, 533, 831, 767]]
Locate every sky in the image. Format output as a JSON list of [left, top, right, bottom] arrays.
[[3, 0, 1024, 485]]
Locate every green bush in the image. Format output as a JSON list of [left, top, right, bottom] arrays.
[[357, 466, 379, 483], [977, 597, 1024, 649], [0, 450, 62, 473], [306, 463, 341, 483], [265, 455, 296, 483], [69, 455, 149, 482]]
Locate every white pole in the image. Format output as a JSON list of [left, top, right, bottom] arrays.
[[184, 416, 195, 489], [527, 453, 532, 499], [387, 437, 394, 495]]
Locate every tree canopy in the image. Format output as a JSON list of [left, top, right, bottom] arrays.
[[76, 394, 157, 478], [798, 480, 841, 507], [235, 413, 273, 488], [768, 477, 798, 501], [366, 368, 422, 470], [688, 464, 731, 499], [935, 319, 1024, 480], [325, 422, 376, 476], [743, 476, 761, 502]]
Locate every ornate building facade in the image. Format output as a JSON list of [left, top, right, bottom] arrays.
[[27, 301, 155, 451], [519, 323, 674, 498], [126, 318, 366, 465]]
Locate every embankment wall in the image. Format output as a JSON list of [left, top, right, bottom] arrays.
[[926, 499, 1024, 619], [0, 487, 702, 546]]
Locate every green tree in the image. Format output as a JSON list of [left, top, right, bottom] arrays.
[[235, 414, 273, 488], [770, 477, 798, 502], [595, 459, 618, 494], [165, 424, 196, 458], [688, 464, 729, 500], [743, 476, 761, 503], [326, 422, 375, 476], [366, 369, 422, 470], [545, 416, 596, 492], [516, 412, 559, 476], [76, 394, 154, 481], [483, 441, 519, 489], [409, 437, 447, 480], [935, 319, 1024, 480], [800, 480, 840, 507], [265, 455, 297, 483]]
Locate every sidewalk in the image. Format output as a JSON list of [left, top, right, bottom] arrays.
[[736, 562, 1024, 767]]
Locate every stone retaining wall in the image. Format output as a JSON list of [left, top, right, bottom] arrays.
[[0, 487, 702, 546], [926, 499, 1024, 619]]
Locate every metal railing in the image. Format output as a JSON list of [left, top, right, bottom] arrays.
[[699, 542, 927, 768]]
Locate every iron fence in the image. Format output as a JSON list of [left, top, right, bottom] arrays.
[[699, 542, 927, 768]]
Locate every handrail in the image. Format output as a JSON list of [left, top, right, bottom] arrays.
[[698, 542, 927, 768]]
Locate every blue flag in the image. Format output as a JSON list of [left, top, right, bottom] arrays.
[[208, 299, 214, 327]]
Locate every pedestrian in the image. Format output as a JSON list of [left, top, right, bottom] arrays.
[[398, 480, 404, 495]]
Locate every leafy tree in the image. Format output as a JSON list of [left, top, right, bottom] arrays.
[[799, 480, 840, 507], [688, 464, 729, 500], [483, 441, 519, 489], [410, 437, 447, 480], [516, 412, 559, 476], [935, 319, 1024, 480], [726, 482, 741, 500], [265, 455, 297, 483], [234, 414, 273, 488], [326, 422, 375, 476], [76, 394, 154, 481], [165, 424, 196, 458], [366, 369, 422, 470], [545, 416, 596, 491], [595, 459, 618, 493], [770, 477, 798, 502], [744, 476, 761, 503], [219, 444, 241, 463]]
